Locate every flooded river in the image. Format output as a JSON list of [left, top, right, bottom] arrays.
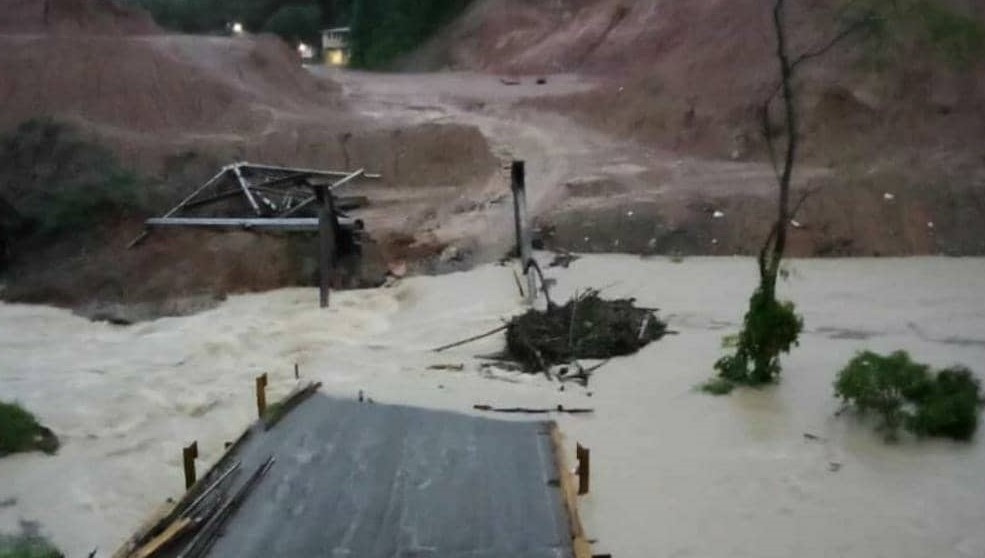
[[2, 256, 984, 557]]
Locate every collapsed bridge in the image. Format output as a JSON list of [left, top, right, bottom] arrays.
[[133, 162, 381, 306]]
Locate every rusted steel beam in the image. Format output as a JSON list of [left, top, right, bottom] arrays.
[[144, 217, 355, 231]]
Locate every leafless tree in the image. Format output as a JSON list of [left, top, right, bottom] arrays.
[[759, 0, 877, 296], [711, 0, 878, 388]]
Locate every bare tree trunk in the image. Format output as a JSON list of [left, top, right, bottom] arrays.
[[763, 0, 798, 299]]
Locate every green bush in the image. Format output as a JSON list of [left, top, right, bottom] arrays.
[[349, 0, 473, 68], [850, 0, 985, 68], [912, 0, 984, 67], [263, 4, 323, 44], [909, 367, 982, 440], [129, 0, 270, 33], [834, 351, 931, 435], [129, 0, 348, 36], [835, 351, 983, 441], [0, 531, 62, 558], [0, 119, 146, 237], [712, 288, 803, 389], [0, 401, 57, 456]]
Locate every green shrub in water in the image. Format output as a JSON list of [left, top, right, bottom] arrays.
[[0, 401, 58, 456], [834, 351, 983, 441], [712, 288, 803, 390], [0, 529, 63, 558], [908, 367, 983, 441]]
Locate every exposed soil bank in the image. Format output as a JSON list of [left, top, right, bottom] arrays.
[[330, 70, 985, 263], [0, 0, 501, 316], [399, 0, 985, 258]]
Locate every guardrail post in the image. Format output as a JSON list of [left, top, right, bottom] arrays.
[[256, 373, 268, 418], [576, 443, 590, 495], [182, 441, 198, 490]]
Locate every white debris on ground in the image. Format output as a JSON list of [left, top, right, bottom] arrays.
[[2, 256, 985, 558]]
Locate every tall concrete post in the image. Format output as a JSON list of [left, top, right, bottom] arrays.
[[511, 161, 536, 305], [316, 185, 337, 309]]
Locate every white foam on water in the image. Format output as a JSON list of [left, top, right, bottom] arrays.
[[2, 256, 985, 557]]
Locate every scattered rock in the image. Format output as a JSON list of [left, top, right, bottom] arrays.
[[439, 245, 462, 263], [883, 192, 895, 201], [387, 261, 408, 278], [713, 210, 725, 219], [428, 363, 465, 371], [548, 251, 580, 269]]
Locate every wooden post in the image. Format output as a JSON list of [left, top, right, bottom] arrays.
[[182, 442, 198, 490], [576, 443, 590, 495], [315, 185, 337, 309], [255, 373, 268, 419], [511, 161, 536, 304]]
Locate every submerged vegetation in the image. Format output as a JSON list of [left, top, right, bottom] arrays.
[[835, 351, 983, 441], [0, 401, 58, 457], [709, 289, 803, 393], [0, 533, 62, 558]]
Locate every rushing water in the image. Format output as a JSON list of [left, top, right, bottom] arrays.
[[2, 256, 984, 557]]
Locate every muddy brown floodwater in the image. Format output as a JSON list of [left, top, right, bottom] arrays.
[[1, 256, 984, 557]]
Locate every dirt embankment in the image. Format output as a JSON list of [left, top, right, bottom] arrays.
[[406, 0, 985, 257], [0, 0, 500, 317], [0, 0, 160, 35]]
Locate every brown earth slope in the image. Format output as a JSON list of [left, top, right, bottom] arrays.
[[0, 0, 160, 35], [404, 0, 985, 256], [0, 0, 499, 318]]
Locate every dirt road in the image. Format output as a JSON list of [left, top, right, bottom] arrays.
[[318, 69, 985, 260], [317, 68, 838, 261]]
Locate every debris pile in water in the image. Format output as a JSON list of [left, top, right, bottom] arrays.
[[505, 289, 667, 371]]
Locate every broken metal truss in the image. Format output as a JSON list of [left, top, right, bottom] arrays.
[[130, 162, 379, 247]]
